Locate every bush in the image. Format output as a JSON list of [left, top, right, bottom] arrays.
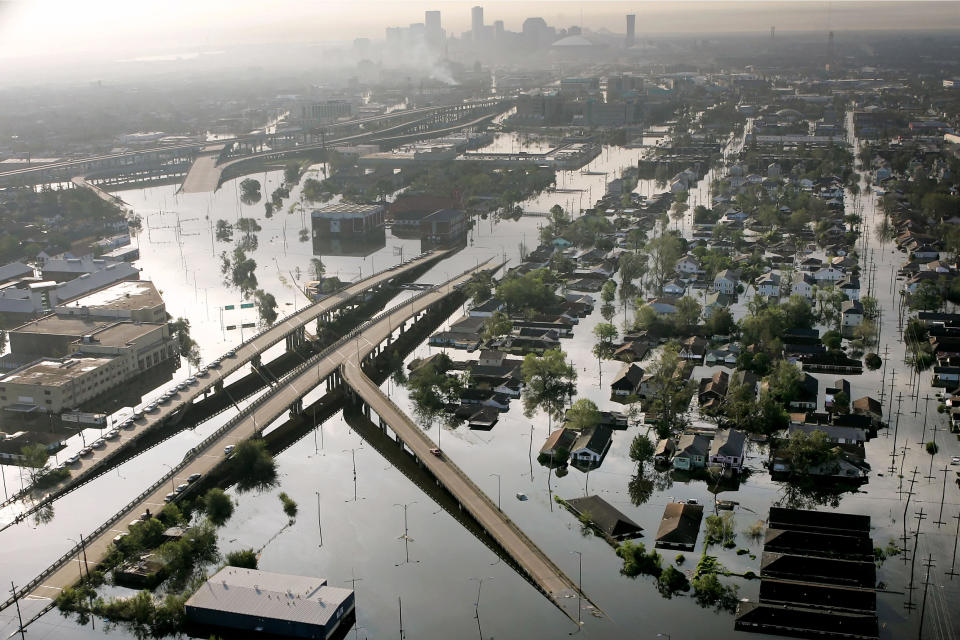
[[279, 492, 298, 519], [616, 541, 663, 578], [225, 549, 258, 569], [926, 441, 939, 456], [203, 488, 234, 526], [864, 352, 882, 370], [157, 503, 185, 527], [675, 554, 686, 565], [232, 440, 278, 493], [692, 572, 739, 612], [704, 513, 736, 547], [35, 466, 70, 489], [657, 565, 691, 598]]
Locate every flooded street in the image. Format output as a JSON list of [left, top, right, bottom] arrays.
[[2, 128, 958, 640]]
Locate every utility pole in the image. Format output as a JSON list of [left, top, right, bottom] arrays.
[[904, 507, 926, 611], [936, 467, 950, 527], [398, 595, 404, 640], [9, 582, 25, 640], [343, 448, 358, 501], [889, 393, 903, 473], [315, 491, 323, 547], [901, 468, 920, 559], [917, 395, 931, 445], [947, 512, 960, 579], [394, 502, 417, 565], [918, 554, 934, 640]]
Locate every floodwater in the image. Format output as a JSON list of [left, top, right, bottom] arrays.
[[1, 126, 957, 640]]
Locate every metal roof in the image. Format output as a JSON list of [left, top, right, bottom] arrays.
[[186, 567, 352, 627]]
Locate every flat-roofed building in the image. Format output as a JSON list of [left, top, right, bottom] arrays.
[[0, 356, 129, 413], [8, 314, 175, 372], [54, 280, 166, 323], [185, 567, 355, 640], [312, 202, 385, 237]]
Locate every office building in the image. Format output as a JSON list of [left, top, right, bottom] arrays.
[[626, 14, 636, 47], [471, 5, 484, 41], [312, 202, 385, 238], [425, 10, 442, 46], [0, 356, 127, 414]]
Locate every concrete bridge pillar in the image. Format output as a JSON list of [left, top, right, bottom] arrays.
[[251, 354, 262, 368], [289, 398, 303, 417]]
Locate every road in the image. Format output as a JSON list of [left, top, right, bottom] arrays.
[[339, 300, 595, 625], [1, 259, 485, 625], [0, 251, 444, 520]]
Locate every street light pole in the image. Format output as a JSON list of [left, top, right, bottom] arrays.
[[344, 449, 357, 501], [489, 473, 501, 510], [161, 463, 175, 493], [570, 550, 583, 626], [315, 491, 323, 547]]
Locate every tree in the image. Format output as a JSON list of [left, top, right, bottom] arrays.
[[464, 271, 493, 304], [169, 318, 200, 368], [601, 280, 617, 304], [646, 345, 694, 438], [253, 289, 278, 325], [231, 440, 278, 493], [407, 353, 464, 425], [675, 296, 702, 333], [766, 360, 804, 407], [822, 330, 842, 350], [482, 311, 513, 343], [20, 444, 49, 483], [566, 399, 600, 432], [909, 280, 942, 311], [278, 492, 298, 519], [704, 307, 735, 337], [521, 349, 577, 430], [310, 257, 325, 281], [657, 565, 691, 598], [215, 219, 234, 242], [616, 540, 663, 578], [780, 429, 838, 474], [629, 433, 655, 466], [203, 488, 234, 526], [646, 233, 684, 294], [618, 251, 647, 286], [496, 269, 558, 314], [225, 549, 258, 569], [592, 322, 618, 377], [865, 352, 882, 370], [926, 441, 939, 456], [239, 179, 261, 204]]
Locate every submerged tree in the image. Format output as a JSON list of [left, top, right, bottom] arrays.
[[521, 349, 577, 430]]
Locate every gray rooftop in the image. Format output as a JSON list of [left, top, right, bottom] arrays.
[[186, 567, 353, 627]]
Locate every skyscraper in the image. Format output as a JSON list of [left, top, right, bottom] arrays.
[[425, 10, 442, 47], [626, 14, 636, 47], [471, 6, 484, 41]]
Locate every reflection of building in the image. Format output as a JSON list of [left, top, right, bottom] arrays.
[[312, 230, 386, 258], [421, 209, 468, 248]]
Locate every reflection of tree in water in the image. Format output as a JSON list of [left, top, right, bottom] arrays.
[[33, 502, 55, 526], [628, 468, 673, 506], [775, 480, 856, 510]]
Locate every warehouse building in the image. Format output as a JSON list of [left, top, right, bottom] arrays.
[[0, 356, 128, 413], [54, 280, 166, 323], [312, 202, 385, 238], [185, 567, 355, 640]]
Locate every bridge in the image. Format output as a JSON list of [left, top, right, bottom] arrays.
[[1, 258, 597, 632], [0, 260, 494, 627], [0, 250, 446, 524], [0, 99, 509, 189], [341, 342, 594, 625]]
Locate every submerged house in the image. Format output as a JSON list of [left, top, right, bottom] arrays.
[[565, 495, 643, 542]]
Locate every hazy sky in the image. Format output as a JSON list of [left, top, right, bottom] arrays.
[[1, 1, 959, 64]]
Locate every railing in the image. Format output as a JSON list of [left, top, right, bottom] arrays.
[[0, 253, 468, 613]]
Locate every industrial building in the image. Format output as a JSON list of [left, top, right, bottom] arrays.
[[312, 202, 385, 238], [185, 567, 355, 640], [0, 356, 129, 413]]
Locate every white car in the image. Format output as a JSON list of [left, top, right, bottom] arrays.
[[224, 445, 235, 455], [952, 457, 960, 465]]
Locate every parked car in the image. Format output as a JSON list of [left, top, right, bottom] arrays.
[[175, 483, 189, 493], [224, 445, 235, 455], [105, 431, 120, 440], [187, 473, 202, 483], [952, 457, 960, 466], [91, 440, 106, 450], [67, 455, 81, 465], [122, 420, 135, 430], [80, 447, 93, 457], [164, 492, 177, 503], [113, 532, 128, 544], [429, 448, 442, 457], [226, 349, 236, 357]]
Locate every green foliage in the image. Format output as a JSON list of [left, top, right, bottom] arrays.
[[496, 268, 559, 315], [779, 429, 839, 474], [169, 317, 201, 367], [705, 307, 736, 336], [310, 257, 325, 281], [704, 512, 736, 548], [629, 433, 655, 465], [406, 352, 464, 424], [253, 289, 278, 325], [675, 554, 686, 565], [765, 360, 804, 406], [822, 330, 842, 350], [601, 280, 616, 304], [482, 311, 513, 342], [302, 178, 333, 203], [231, 440, 278, 493], [239, 179, 262, 204], [284, 162, 302, 185], [157, 503, 186, 528], [225, 549, 259, 569], [692, 572, 739, 612], [19, 443, 49, 481], [566, 399, 600, 432], [521, 349, 577, 428], [657, 565, 691, 598], [464, 271, 493, 304], [215, 219, 234, 242], [926, 441, 939, 456], [203, 488, 234, 526], [158, 522, 219, 590], [864, 352, 882, 370], [645, 345, 694, 438], [745, 520, 765, 541], [909, 280, 942, 311], [235, 217, 262, 234], [278, 492, 298, 518], [34, 466, 70, 489], [616, 540, 663, 578]]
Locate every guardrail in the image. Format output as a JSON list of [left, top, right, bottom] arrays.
[[0, 251, 442, 517], [0, 254, 472, 613]]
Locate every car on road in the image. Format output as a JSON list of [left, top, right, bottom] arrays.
[[113, 532, 128, 544], [952, 457, 960, 465], [186, 376, 197, 385], [91, 440, 106, 450], [145, 403, 159, 413], [177, 383, 188, 391], [105, 431, 120, 440], [159, 394, 172, 404], [226, 349, 236, 358], [175, 483, 189, 493], [121, 420, 135, 430], [429, 448, 442, 457], [208, 360, 221, 369], [224, 445, 235, 455], [187, 473, 202, 483], [133, 410, 145, 419], [67, 455, 80, 465], [164, 493, 177, 503], [80, 447, 93, 457]]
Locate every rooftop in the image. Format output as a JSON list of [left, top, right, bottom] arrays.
[[312, 202, 384, 217], [186, 567, 353, 628], [56, 280, 162, 312], [0, 356, 115, 387]]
